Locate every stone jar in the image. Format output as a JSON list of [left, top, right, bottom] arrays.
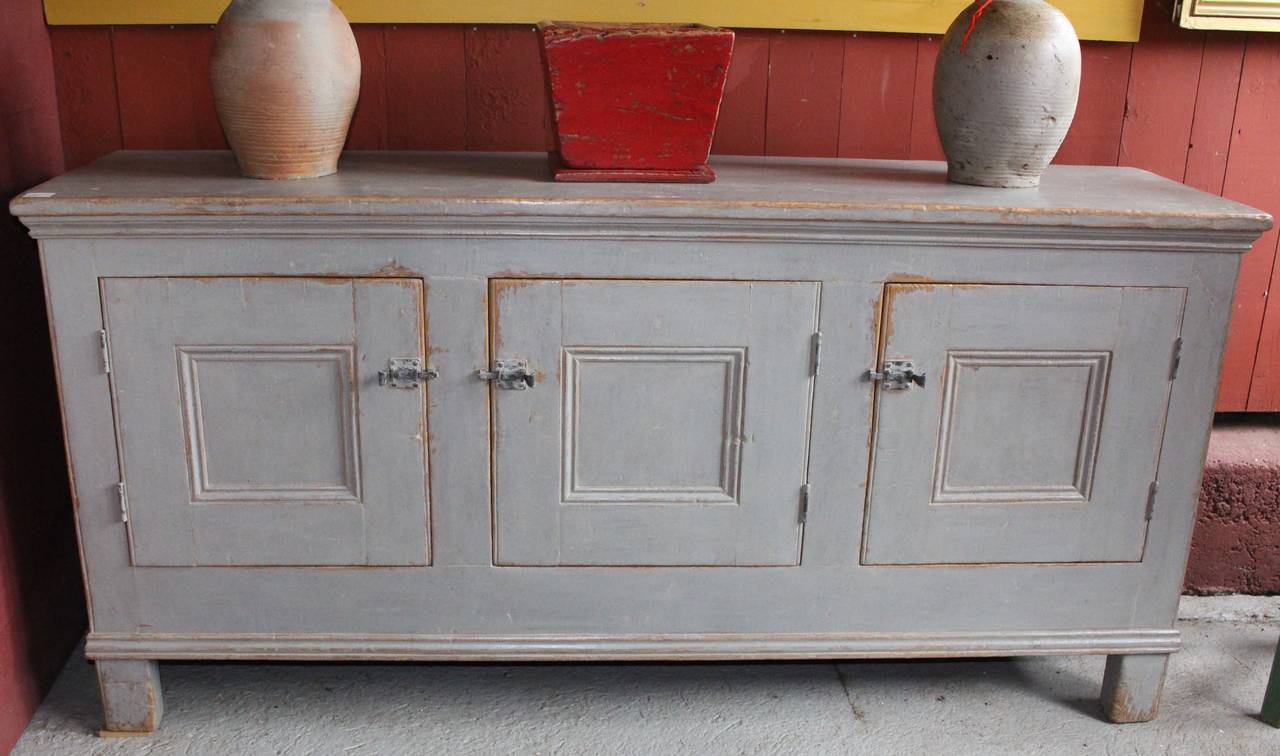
[[933, 0, 1081, 188], [210, 0, 361, 180]]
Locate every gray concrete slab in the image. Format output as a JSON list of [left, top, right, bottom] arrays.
[[15, 598, 1280, 755]]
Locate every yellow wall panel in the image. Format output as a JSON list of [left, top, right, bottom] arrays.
[[43, 1, 1143, 42]]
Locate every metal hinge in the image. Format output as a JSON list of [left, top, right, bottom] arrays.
[[117, 480, 129, 523], [1145, 480, 1160, 521], [98, 329, 111, 374], [799, 483, 811, 524], [810, 332, 822, 377], [1170, 337, 1183, 381]]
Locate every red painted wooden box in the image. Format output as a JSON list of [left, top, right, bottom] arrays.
[[539, 22, 735, 183]]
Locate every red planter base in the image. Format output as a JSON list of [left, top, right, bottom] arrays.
[[548, 153, 716, 184]]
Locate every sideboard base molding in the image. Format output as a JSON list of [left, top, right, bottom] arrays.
[[86, 630, 1183, 662]]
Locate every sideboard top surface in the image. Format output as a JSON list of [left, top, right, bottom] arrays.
[[11, 151, 1271, 238]]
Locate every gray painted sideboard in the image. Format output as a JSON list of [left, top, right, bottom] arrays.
[[11, 151, 1271, 733]]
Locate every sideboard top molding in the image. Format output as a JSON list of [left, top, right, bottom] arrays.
[[11, 152, 1270, 249], [42, 1, 1145, 43]]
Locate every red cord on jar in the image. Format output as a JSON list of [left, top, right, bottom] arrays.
[[961, 0, 996, 52]]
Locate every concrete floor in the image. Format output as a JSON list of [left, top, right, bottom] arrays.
[[13, 597, 1280, 755]]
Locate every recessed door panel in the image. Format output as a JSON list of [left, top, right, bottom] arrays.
[[491, 279, 819, 566], [863, 284, 1186, 565], [102, 277, 430, 567]]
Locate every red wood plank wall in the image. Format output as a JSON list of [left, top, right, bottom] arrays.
[[0, 0, 90, 752], [44, 0, 1280, 410]]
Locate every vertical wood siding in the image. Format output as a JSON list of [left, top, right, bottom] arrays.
[[711, 29, 769, 156], [838, 33, 917, 160], [1056, 42, 1132, 166], [1117, 7, 1203, 182], [347, 26, 389, 150], [907, 36, 946, 161], [384, 26, 467, 150], [49, 27, 122, 169], [45, 1, 1280, 409], [112, 27, 225, 150], [764, 30, 845, 157], [1219, 34, 1280, 411]]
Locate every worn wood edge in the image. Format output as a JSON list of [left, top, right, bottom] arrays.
[[98, 729, 152, 738], [1100, 654, 1170, 723], [10, 152, 1271, 235], [85, 630, 1182, 661], [10, 216, 1262, 253], [11, 203, 1270, 236]]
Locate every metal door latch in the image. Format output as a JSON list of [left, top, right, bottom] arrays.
[[478, 359, 536, 390], [868, 360, 927, 391], [378, 358, 439, 389]]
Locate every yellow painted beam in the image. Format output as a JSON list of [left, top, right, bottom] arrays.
[[43, 1, 1143, 42]]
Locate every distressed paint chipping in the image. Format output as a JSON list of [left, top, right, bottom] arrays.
[[96, 660, 163, 734], [372, 260, 417, 277], [489, 278, 547, 358], [1100, 654, 1167, 723]]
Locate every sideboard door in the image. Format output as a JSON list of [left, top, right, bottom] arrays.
[[862, 284, 1186, 565], [101, 277, 430, 567], [491, 279, 819, 566]]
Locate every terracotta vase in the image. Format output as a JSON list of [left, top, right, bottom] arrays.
[[210, 0, 361, 180], [932, 0, 1081, 188]]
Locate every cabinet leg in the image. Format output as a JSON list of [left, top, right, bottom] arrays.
[[96, 660, 164, 735], [1100, 653, 1168, 724], [1262, 639, 1280, 727]]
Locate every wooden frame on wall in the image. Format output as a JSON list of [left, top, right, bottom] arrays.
[[43, 1, 1146, 42], [1177, 0, 1280, 31]]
